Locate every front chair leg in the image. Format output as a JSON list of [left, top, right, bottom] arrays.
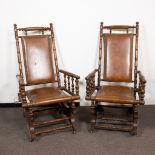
[[25, 108, 36, 141], [70, 102, 77, 134], [90, 101, 97, 133], [131, 105, 138, 135]]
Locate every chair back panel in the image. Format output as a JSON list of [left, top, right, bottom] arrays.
[[103, 34, 133, 82], [21, 36, 55, 85]]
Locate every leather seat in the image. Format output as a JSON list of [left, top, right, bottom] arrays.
[[26, 87, 80, 107], [91, 85, 144, 104]]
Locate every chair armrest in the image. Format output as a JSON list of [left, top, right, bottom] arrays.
[[59, 69, 80, 96], [137, 71, 146, 102], [85, 69, 98, 80], [59, 69, 80, 79], [16, 74, 27, 106], [85, 69, 98, 99], [16, 74, 24, 85], [137, 71, 146, 84]]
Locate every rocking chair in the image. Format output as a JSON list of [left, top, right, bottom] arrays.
[[85, 22, 146, 135], [14, 23, 80, 141]]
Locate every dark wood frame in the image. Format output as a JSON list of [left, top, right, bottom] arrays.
[[14, 23, 80, 141], [85, 22, 146, 135]]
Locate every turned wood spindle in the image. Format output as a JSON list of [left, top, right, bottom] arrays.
[[71, 77, 74, 95], [68, 76, 70, 92], [75, 79, 79, 95], [64, 74, 67, 89]]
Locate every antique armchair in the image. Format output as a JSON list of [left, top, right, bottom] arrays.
[[14, 23, 80, 141], [85, 22, 146, 135]]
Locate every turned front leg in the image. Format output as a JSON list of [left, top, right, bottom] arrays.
[[90, 101, 97, 133], [70, 102, 77, 134], [131, 105, 138, 135]]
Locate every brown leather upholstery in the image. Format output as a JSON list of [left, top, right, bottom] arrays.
[[26, 87, 80, 107], [91, 85, 144, 104], [21, 36, 55, 85], [103, 34, 133, 82]]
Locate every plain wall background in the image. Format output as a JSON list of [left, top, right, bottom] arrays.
[[0, 0, 155, 105]]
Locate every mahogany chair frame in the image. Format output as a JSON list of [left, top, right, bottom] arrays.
[[85, 22, 146, 135], [14, 23, 80, 141]]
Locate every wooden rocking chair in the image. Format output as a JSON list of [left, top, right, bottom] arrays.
[[85, 22, 146, 135], [14, 23, 80, 141]]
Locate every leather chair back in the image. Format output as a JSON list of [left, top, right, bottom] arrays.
[[103, 34, 133, 82], [21, 35, 55, 85]]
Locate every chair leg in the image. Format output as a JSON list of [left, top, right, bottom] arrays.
[[131, 105, 138, 135], [70, 102, 77, 134], [25, 108, 36, 141], [90, 101, 97, 133]]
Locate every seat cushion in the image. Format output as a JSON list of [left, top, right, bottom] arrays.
[[91, 85, 143, 104], [25, 87, 79, 107]]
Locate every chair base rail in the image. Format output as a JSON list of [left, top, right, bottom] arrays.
[[25, 102, 77, 141], [90, 103, 138, 135], [94, 124, 133, 132], [35, 125, 73, 136]]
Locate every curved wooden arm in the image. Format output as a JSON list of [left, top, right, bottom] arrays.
[[85, 69, 98, 98], [59, 69, 80, 79], [137, 71, 146, 84], [137, 71, 146, 102], [16, 74, 24, 85], [85, 69, 98, 80], [16, 74, 27, 106]]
